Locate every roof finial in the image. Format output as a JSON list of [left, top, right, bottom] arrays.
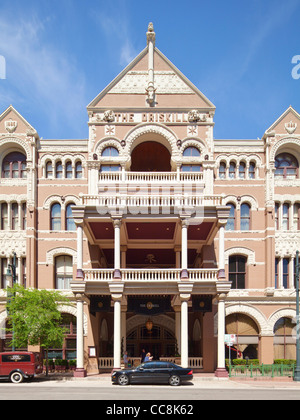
[[147, 22, 155, 46]]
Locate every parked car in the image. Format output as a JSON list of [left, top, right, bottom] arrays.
[[0, 352, 43, 383], [112, 361, 193, 386]]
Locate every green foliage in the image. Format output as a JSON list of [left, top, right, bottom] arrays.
[[5, 284, 70, 351]]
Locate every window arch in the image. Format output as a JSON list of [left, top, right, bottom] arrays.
[[275, 153, 299, 178], [229, 161, 236, 179], [183, 146, 200, 157], [55, 161, 63, 179], [46, 161, 53, 178], [65, 161, 72, 179], [101, 146, 119, 157], [249, 161, 256, 179], [2, 152, 27, 179], [274, 317, 295, 359], [226, 203, 236, 231], [51, 203, 61, 230], [219, 162, 226, 179], [75, 161, 82, 179], [240, 203, 251, 231], [229, 255, 247, 289], [239, 162, 246, 179], [55, 255, 73, 290], [65, 203, 76, 231]]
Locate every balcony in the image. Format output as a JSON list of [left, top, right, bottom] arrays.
[[98, 171, 204, 183], [83, 268, 219, 282]]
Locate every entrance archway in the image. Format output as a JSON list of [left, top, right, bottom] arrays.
[[131, 141, 171, 172]]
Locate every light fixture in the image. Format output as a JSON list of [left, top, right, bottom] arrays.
[[145, 319, 153, 332]]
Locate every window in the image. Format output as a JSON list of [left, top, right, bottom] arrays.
[[2, 152, 27, 179], [275, 153, 298, 178], [274, 318, 295, 360], [282, 203, 289, 230], [275, 258, 279, 289], [1, 203, 8, 230], [47, 314, 77, 360], [240, 203, 251, 231], [181, 164, 202, 172], [51, 203, 61, 230], [11, 203, 18, 230], [275, 203, 279, 230], [65, 161, 72, 179], [66, 203, 76, 231], [229, 255, 246, 289], [239, 162, 246, 179], [294, 203, 300, 230], [283, 258, 289, 289], [101, 147, 119, 157], [183, 147, 200, 157], [219, 162, 226, 179], [55, 161, 63, 179], [46, 161, 53, 178], [249, 161, 256, 179], [55, 256, 73, 290], [229, 162, 236, 179], [75, 161, 82, 179], [226, 203, 236, 231], [22, 203, 26, 230]]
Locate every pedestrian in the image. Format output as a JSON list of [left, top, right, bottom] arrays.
[[144, 352, 153, 362], [123, 351, 128, 368], [141, 349, 146, 363]]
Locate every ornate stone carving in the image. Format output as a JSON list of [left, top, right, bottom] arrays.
[[103, 110, 115, 123], [285, 121, 297, 134], [5, 119, 17, 133]]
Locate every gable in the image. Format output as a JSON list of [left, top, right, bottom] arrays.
[[88, 47, 215, 111], [265, 106, 300, 136], [0, 105, 37, 136]]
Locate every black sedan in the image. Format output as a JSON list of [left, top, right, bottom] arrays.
[[111, 361, 193, 386]]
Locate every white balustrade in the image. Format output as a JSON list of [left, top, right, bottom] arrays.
[[98, 171, 204, 183]]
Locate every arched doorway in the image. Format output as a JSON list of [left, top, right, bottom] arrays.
[[131, 141, 171, 172], [126, 322, 176, 359]]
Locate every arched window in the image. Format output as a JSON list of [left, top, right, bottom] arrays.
[[65, 161, 72, 179], [226, 203, 236, 231], [275, 153, 299, 178], [50, 203, 61, 230], [239, 162, 246, 179], [294, 203, 300, 230], [66, 203, 76, 231], [2, 152, 27, 179], [101, 147, 119, 157], [274, 317, 295, 359], [282, 203, 290, 230], [219, 162, 226, 179], [229, 161, 236, 179], [75, 161, 82, 179], [55, 161, 63, 179], [183, 147, 200, 157], [46, 161, 53, 178], [249, 161, 256, 179], [55, 255, 73, 290], [240, 203, 251, 231], [181, 164, 202, 172], [229, 255, 247, 289]]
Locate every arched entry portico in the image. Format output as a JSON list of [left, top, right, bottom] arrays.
[[131, 141, 171, 172]]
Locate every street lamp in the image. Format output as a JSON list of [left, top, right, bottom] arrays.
[[294, 250, 300, 382], [6, 252, 17, 352]]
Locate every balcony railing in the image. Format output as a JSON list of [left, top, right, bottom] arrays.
[[83, 268, 219, 282], [99, 171, 204, 183], [81, 194, 223, 207]]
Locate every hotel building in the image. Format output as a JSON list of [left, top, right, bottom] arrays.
[[0, 24, 299, 377]]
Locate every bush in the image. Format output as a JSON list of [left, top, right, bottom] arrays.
[[274, 359, 296, 365]]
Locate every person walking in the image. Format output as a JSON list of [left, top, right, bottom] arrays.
[[141, 349, 146, 363]]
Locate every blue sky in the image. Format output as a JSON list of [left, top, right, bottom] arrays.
[[0, 0, 299, 140]]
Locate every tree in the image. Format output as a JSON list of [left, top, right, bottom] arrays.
[[5, 284, 71, 376]]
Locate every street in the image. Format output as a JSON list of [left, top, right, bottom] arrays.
[[0, 377, 299, 401]]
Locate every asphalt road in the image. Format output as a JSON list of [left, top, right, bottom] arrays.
[[0, 379, 299, 401]]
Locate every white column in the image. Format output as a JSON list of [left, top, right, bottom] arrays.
[[180, 297, 189, 368], [113, 297, 121, 370], [218, 224, 225, 279], [74, 294, 87, 377], [181, 219, 189, 279], [76, 224, 84, 279], [175, 308, 181, 354], [113, 219, 121, 278], [215, 294, 228, 378]]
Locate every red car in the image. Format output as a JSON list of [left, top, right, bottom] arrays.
[[0, 352, 43, 383]]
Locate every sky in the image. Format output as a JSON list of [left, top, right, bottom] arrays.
[[0, 0, 299, 140]]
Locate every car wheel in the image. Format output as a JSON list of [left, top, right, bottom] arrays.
[[10, 371, 24, 384], [118, 374, 130, 386], [169, 375, 181, 386]]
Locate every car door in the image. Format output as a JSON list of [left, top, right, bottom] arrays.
[[131, 362, 157, 384], [152, 362, 172, 383]]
